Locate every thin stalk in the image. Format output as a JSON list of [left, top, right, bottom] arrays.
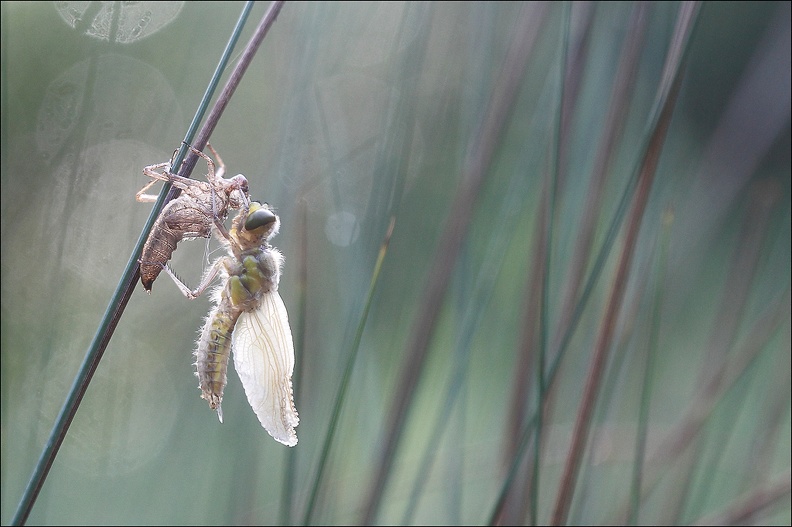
[[181, 1, 285, 176], [503, 9, 649, 524], [488, 6, 698, 524], [487, 49, 658, 527], [610, 285, 791, 523], [739, 303, 791, 518], [628, 208, 674, 525], [488, 2, 698, 523], [502, 69, 567, 521], [551, 1, 650, 356], [281, 196, 309, 525], [488, 400, 543, 524], [566, 262, 650, 526], [360, 4, 550, 523], [487, 3, 661, 519], [550, 3, 701, 524], [502, 175, 546, 525], [401, 160, 535, 524], [692, 469, 792, 526], [556, 1, 597, 195], [530, 4, 570, 525], [302, 218, 397, 525], [9, 3, 283, 525], [669, 180, 781, 524]]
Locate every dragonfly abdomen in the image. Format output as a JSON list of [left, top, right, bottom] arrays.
[[195, 300, 242, 421]]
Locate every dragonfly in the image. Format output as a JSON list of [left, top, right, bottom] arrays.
[[160, 200, 299, 446], [136, 143, 250, 292]]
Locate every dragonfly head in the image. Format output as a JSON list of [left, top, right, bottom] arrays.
[[243, 201, 280, 240]]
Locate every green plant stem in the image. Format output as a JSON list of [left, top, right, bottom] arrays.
[[360, 5, 549, 523], [302, 217, 396, 525], [529, 5, 569, 526], [281, 197, 308, 525], [610, 285, 790, 523], [401, 158, 536, 524], [552, 1, 649, 354], [487, 4, 694, 525], [8, 2, 285, 524], [691, 469, 791, 526], [628, 208, 673, 525], [549, 4, 700, 523], [672, 180, 779, 523]]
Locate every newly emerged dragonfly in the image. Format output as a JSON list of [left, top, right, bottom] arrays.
[[136, 144, 249, 292], [161, 201, 299, 446]]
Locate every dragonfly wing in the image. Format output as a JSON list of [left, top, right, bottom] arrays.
[[232, 291, 299, 446]]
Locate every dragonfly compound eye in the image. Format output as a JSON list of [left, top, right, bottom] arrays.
[[245, 205, 277, 231]]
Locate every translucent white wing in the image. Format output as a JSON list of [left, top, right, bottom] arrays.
[[232, 291, 299, 446]]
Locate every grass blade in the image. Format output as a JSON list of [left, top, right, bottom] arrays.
[[692, 469, 792, 526], [302, 218, 397, 525], [628, 208, 674, 525], [360, 4, 551, 522], [611, 283, 790, 522], [550, 3, 702, 524]]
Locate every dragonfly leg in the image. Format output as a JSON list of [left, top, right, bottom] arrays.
[[136, 162, 174, 202], [140, 157, 218, 199], [159, 257, 225, 300], [138, 158, 209, 200], [212, 214, 233, 243], [206, 143, 226, 180], [184, 143, 222, 183], [203, 143, 228, 232]]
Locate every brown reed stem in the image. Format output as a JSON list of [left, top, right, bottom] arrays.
[[550, 3, 700, 523], [361, 3, 550, 523]]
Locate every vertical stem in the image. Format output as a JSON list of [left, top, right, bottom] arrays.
[[360, 4, 550, 523], [550, 3, 700, 523]]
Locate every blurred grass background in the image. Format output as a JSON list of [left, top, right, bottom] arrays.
[[1, 1, 789, 525]]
